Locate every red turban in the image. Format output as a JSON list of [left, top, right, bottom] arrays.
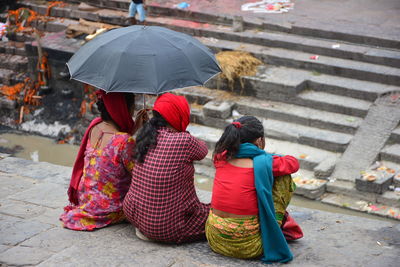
[[153, 93, 190, 132], [68, 90, 134, 205]]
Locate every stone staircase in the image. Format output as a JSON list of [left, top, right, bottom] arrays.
[[0, 34, 31, 112], [5, 0, 400, 218], [0, 42, 29, 87]]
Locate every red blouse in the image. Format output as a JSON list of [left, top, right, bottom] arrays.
[[211, 155, 299, 215]]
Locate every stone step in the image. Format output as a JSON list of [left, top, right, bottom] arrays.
[[235, 97, 362, 135], [24, 31, 82, 63], [389, 126, 400, 143], [22, 1, 400, 69], [178, 86, 362, 135], [200, 38, 400, 87], [241, 66, 396, 102], [291, 169, 327, 199], [32, 17, 79, 33], [187, 124, 222, 149], [0, 41, 26, 56], [262, 119, 353, 152], [297, 90, 372, 117], [326, 178, 400, 208], [381, 144, 400, 164], [264, 139, 339, 176], [187, 123, 340, 173], [143, 16, 400, 68], [21, 1, 130, 26], [0, 92, 17, 110], [0, 54, 28, 72], [0, 68, 27, 86], [321, 192, 400, 220], [188, 105, 353, 153], [64, 0, 400, 50], [0, 68, 15, 86]]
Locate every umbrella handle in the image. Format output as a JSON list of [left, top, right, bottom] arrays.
[[143, 94, 146, 109]]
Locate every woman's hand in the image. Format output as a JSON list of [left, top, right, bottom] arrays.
[[133, 109, 150, 134]]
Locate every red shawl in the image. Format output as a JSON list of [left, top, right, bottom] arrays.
[[67, 90, 135, 205], [153, 93, 190, 132]]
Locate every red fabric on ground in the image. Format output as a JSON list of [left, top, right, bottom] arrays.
[[282, 212, 304, 240]]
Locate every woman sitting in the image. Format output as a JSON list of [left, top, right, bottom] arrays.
[[60, 90, 146, 231], [206, 116, 302, 263], [123, 93, 210, 243]]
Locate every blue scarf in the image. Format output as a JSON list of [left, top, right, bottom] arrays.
[[236, 143, 293, 264]]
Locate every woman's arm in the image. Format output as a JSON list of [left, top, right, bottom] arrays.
[[187, 135, 208, 161], [272, 155, 299, 176]]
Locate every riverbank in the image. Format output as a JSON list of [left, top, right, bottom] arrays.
[[0, 154, 399, 266]]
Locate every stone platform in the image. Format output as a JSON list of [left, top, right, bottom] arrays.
[[0, 155, 399, 266]]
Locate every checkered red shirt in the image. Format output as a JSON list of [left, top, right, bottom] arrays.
[[123, 127, 210, 243]]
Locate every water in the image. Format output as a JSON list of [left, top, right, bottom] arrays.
[[0, 133, 396, 222], [0, 133, 79, 167]]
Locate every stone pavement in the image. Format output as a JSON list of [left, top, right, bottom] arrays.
[[0, 155, 399, 267]]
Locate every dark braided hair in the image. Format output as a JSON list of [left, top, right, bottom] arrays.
[[96, 93, 135, 130], [214, 116, 264, 160], [134, 110, 168, 163]]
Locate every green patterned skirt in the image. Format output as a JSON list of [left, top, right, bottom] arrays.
[[206, 174, 295, 259]]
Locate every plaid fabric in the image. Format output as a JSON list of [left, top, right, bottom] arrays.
[[123, 127, 210, 243]]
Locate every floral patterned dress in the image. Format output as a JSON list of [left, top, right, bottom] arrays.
[[60, 132, 135, 231]]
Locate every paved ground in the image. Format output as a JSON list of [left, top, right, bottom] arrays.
[[0, 155, 399, 266], [148, 0, 400, 43]]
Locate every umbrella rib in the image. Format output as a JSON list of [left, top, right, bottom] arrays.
[[108, 33, 141, 92], [156, 33, 204, 87], [145, 32, 159, 94]]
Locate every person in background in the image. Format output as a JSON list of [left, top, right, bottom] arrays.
[[123, 93, 210, 243], [205, 116, 302, 263], [128, 0, 146, 25], [60, 90, 147, 231]]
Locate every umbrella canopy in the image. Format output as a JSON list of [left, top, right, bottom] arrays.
[[67, 25, 221, 94]]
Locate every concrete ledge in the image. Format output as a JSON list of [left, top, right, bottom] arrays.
[[0, 156, 399, 266], [203, 101, 233, 119]]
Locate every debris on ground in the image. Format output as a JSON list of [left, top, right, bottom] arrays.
[[6, 3, 67, 36], [216, 51, 262, 90], [360, 164, 396, 182], [292, 175, 325, 187], [310, 55, 319, 60], [174, 2, 190, 9], [241, 0, 294, 14], [7, 8, 40, 34], [65, 18, 119, 39]]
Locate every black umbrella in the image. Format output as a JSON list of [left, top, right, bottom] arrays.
[[67, 25, 221, 95]]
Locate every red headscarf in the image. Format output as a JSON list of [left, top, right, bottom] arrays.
[[67, 90, 135, 205], [153, 93, 190, 132]]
